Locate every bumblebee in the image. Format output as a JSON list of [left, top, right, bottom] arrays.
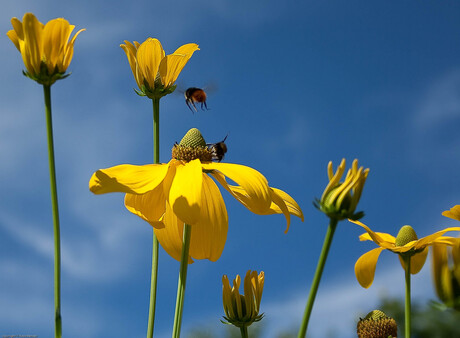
[[207, 135, 228, 162], [185, 87, 208, 113]]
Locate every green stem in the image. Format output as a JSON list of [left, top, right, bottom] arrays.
[[404, 256, 411, 338], [297, 218, 338, 338], [172, 224, 192, 338], [43, 84, 62, 338], [240, 326, 249, 338], [146, 98, 160, 338]]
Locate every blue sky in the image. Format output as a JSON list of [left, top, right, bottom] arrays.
[[1, 1, 460, 337]]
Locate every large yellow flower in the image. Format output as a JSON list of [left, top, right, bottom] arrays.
[[7, 13, 84, 85], [89, 129, 303, 262], [121, 38, 199, 99], [350, 219, 460, 288]]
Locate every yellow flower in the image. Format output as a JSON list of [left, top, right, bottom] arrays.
[[120, 38, 199, 99], [432, 206, 460, 310], [89, 128, 303, 262], [316, 159, 369, 221], [222, 270, 264, 328], [432, 241, 460, 310], [7, 13, 84, 85], [350, 219, 460, 288]]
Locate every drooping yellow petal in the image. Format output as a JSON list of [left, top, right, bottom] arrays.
[[204, 162, 272, 214], [168, 159, 202, 225], [414, 227, 460, 249], [188, 174, 228, 261], [136, 38, 165, 89], [350, 220, 396, 249], [398, 247, 428, 274], [266, 187, 304, 222], [89, 163, 170, 195], [358, 231, 396, 244], [355, 247, 385, 288], [443, 205, 460, 221], [124, 184, 166, 228], [153, 202, 193, 263]]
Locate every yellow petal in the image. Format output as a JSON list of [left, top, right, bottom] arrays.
[[7, 29, 20, 51], [358, 231, 396, 244], [172, 43, 200, 56], [188, 174, 228, 261], [168, 159, 202, 225], [350, 220, 396, 249], [124, 183, 166, 227], [153, 202, 193, 263], [121, 40, 140, 87], [414, 227, 460, 249], [89, 163, 170, 195], [22, 13, 43, 75], [62, 27, 84, 72], [136, 38, 165, 89], [266, 187, 304, 223], [442, 205, 460, 221], [159, 43, 199, 87], [11, 17, 24, 40], [398, 247, 428, 274], [42, 18, 71, 73], [204, 163, 272, 214], [355, 247, 385, 288]]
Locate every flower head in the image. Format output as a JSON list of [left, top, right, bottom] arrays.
[[315, 159, 369, 221], [7, 13, 84, 85], [222, 270, 264, 328], [350, 219, 460, 288], [121, 38, 199, 99], [357, 310, 397, 338], [89, 128, 303, 262]]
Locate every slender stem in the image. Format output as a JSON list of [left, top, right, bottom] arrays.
[[146, 98, 160, 338], [43, 84, 62, 338], [297, 218, 338, 338], [172, 224, 192, 338], [404, 256, 411, 338], [240, 326, 249, 338]]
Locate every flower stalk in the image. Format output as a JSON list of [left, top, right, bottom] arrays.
[[44, 84, 62, 338], [404, 255, 411, 338], [146, 97, 160, 338], [297, 218, 338, 338], [172, 224, 192, 338], [240, 326, 249, 338]]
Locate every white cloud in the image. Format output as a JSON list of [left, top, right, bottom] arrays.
[[414, 68, 460, 130]]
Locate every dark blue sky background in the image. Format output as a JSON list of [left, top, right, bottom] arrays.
[[1, 1, 460, 337]]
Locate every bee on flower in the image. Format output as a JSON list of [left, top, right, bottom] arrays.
[[89, 128, 303, 262]]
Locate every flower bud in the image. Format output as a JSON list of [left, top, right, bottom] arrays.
[[222, 270, 264, 328], [316, 159, 369, 221]]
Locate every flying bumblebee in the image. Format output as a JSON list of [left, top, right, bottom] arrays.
[[207, 135, 228, 162], [185, 87, 208, 113]]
